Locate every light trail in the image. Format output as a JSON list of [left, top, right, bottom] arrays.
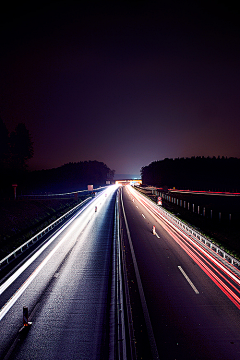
[[0, 185, 118, 321], [127, 186, 240, 284], [127, 186, 240, 309]]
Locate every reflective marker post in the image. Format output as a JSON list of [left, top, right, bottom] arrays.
[[152, 226, 156, 235], [23, 306, 29, 326], [23, 306, 32, 327]]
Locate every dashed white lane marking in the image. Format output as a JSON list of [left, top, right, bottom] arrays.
[[155, 233, 160, 239], [142, 214, 146, 218], [178, 266, 199, 294]]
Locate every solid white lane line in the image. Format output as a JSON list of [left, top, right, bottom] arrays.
[[142, 214, 146, 218], [178, 266, 199, 294]]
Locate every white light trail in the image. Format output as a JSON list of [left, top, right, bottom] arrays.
[[0, 185, 118, 321]]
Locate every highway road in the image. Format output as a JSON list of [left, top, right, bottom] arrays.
[[0, 185, 119, 360], [2, 183, 240, 360], [120, 185, 240, 359]]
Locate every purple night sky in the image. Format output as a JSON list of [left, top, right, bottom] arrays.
[[1, 2, 240, 177]]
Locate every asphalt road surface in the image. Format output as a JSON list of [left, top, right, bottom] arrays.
[[120, 185, 240, 360], [2, 184, 240, 360], [0, 186, 118, 360]]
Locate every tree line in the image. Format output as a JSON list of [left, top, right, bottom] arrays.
[[0, 118, 115, 197], [25, 161, 115, 194], [141, 157, 240, 192]]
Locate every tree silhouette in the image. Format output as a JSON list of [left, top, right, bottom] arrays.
[[141, 157, 240, 192], [9, 123, 34, 170], [25, 160, 114, 193], [0, 120, 34, 197], [0, 118, 9, 168]]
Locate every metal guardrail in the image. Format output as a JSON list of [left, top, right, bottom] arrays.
[[19, 186, 107, 199], [162, 209, 240, 269], [136, 188, 240, 271], [110, 189, 127, 360], [115, 191, 127, 360], [0, 197, 92, 270]]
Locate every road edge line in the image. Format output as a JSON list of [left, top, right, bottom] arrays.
[[120, 188, 160, 360]]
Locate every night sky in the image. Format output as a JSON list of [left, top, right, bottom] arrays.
[[1, 2, 240, 177]]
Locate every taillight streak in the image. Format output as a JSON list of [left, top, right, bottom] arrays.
[[161, 223, 240, 309], [128, 186, 240, 309], [170, 226, 240, 296], [132, 188, 240, 283]]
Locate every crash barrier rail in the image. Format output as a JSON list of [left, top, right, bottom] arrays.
[[0, 197, 92, 270], [110, 189, 127, 360], [19, 186, 107, 199], [136, 188, 240, 271]]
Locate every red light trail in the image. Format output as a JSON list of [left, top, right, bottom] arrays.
[[127, 186, 240, 309]]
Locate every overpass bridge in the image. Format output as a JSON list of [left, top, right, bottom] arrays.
[[115, 179, 142, 186]]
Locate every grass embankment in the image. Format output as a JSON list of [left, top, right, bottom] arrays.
[[0, 198, 82, 259], [136, 187, 240, 260]]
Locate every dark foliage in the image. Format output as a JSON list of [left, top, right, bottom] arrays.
[[0, 119, 114, 197], [0, 119, 34, 197], [0, 119, 9, 168], [141, 156, 240, 192], [24, 161, 115, 194], [0, 119, 34, 172], [9, 123, 34, 170]]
